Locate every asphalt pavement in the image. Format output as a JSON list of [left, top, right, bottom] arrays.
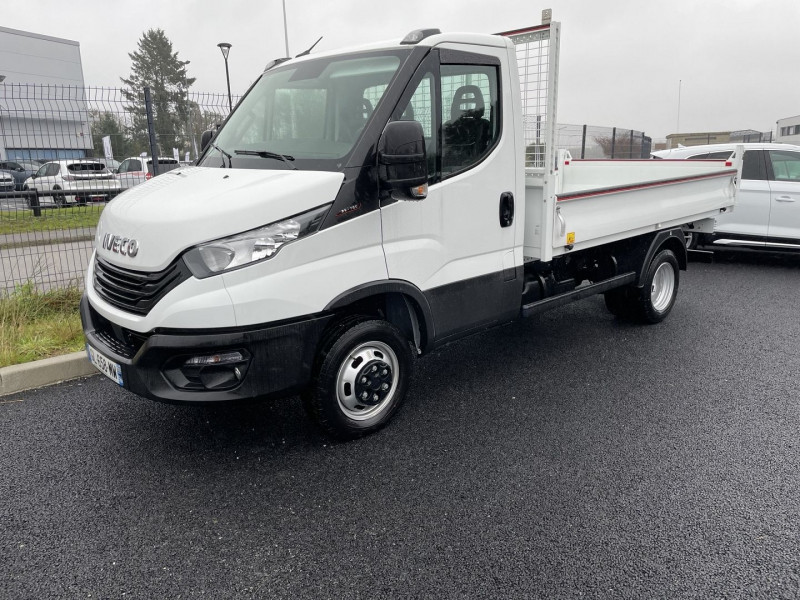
[[2, 251, 800, 599]]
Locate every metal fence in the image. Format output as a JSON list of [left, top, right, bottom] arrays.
[[1, 83, 235, 293], [555, 124, 652, 159]]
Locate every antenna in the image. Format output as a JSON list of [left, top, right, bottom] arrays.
[[296, 36, 323, 58]]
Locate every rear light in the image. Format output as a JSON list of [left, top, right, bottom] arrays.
[[145, 172, 152, 180]]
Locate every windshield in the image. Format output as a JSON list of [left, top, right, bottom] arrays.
[[200, 50, 409, 171]]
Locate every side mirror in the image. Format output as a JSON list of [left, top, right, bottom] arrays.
[[378, 120, 428, 200], [200, 129, 215, 153]]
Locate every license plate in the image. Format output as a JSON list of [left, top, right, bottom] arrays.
[[86, 343, 124, 386]]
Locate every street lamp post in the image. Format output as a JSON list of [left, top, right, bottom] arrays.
[[217, 42, 233, 112]]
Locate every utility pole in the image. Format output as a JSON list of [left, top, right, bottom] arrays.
[[282, 0, 290, 56]]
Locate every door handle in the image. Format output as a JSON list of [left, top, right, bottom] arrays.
[[775, 196, 796, 202], [499, 192, 514, 227]]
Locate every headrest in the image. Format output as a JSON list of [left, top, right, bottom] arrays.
[[450, 85, 485, 121]]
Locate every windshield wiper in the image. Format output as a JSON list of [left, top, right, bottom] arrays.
[[235, 149, 297, 170], [210, 142, 233, 168]]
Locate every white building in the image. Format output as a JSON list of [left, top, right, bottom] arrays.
[[777, 115, 800, 145], [0, 26, 92, 161]]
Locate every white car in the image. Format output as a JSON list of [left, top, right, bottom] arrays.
[[0, 170, 14, 193], [115, 156, 181, 190], [24, 159, 121, 207], [653, 143, 800, 250]]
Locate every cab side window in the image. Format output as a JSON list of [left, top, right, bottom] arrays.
[[440, 64, 500, 177], [46, 163, 60, 176]]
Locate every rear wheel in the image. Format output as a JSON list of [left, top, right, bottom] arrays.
[[683, 230, 699, 250], [603, 287, 632, 317], [603, 249, 679, 324], [635, 249, 680, 323], [303, 319, 413, 439]]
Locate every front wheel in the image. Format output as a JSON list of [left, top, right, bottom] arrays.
[[303, 319, 413, 439]]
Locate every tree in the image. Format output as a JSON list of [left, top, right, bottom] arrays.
[[120, 29, 196, 156], [89, 110, 142, 161]]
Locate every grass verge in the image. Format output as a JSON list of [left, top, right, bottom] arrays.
[[0, 284, 84, 368], [0, 205, 104, 236]]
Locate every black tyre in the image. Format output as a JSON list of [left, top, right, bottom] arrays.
[[604, 249, 680, 324], [75, 196, 88, 206], [52, 186, 66, 207], [635, 249, 680, 324], [23, 185, 33, 209], [603, 287, 632, 317], [303, 319, 413, 439]]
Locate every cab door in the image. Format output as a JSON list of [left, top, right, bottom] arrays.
[[765, 149, 800, 245], [379, 46, 522, 343]]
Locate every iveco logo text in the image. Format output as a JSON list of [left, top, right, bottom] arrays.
[[102, 233, 139, 257]]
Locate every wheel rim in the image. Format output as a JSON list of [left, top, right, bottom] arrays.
[[651, 262, 675, 312], [335, 341, 400, 421]]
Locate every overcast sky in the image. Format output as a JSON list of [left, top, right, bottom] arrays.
[[7, 0, 800, 139]]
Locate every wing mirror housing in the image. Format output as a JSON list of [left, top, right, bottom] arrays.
[[378, 120, 428, 201], [200, 129, 215, 153]]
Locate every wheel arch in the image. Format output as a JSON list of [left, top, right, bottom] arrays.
[[324, 280, 435, 353], [636, 228, 687, 286]]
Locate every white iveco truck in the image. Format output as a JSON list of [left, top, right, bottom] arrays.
[[82, 16, 740, 437]]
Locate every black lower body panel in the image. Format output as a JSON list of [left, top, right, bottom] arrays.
[[81, 295, 333, 404]]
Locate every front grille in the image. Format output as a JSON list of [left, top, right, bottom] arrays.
[[89, 304, 149, 359], [93, 256, 192, 315]]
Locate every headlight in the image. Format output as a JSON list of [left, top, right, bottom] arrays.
[[184, 204, 330, 278]]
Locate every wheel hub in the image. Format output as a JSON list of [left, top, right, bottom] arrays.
[[353, 360, 393, 406], [650, 262, 675, 312]]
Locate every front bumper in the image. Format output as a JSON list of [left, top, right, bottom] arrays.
[[81, 295, 333, 404], [64, 181, 121, 195]]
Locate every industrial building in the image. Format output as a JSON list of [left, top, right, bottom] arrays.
[[0, 26, 92, 161]]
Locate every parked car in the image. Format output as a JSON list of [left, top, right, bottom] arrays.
[[0, 159, 38, 190], [0, 170, 15, 193], [652, 143, 800, 250], [100, 158, 121, 172], [23, 159, 121, 206], [115, 156, 181, 190]]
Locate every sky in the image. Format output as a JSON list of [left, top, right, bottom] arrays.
[[5, 0, 799, 140]]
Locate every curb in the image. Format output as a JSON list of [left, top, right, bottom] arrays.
[[0, 351, 97, 397]]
